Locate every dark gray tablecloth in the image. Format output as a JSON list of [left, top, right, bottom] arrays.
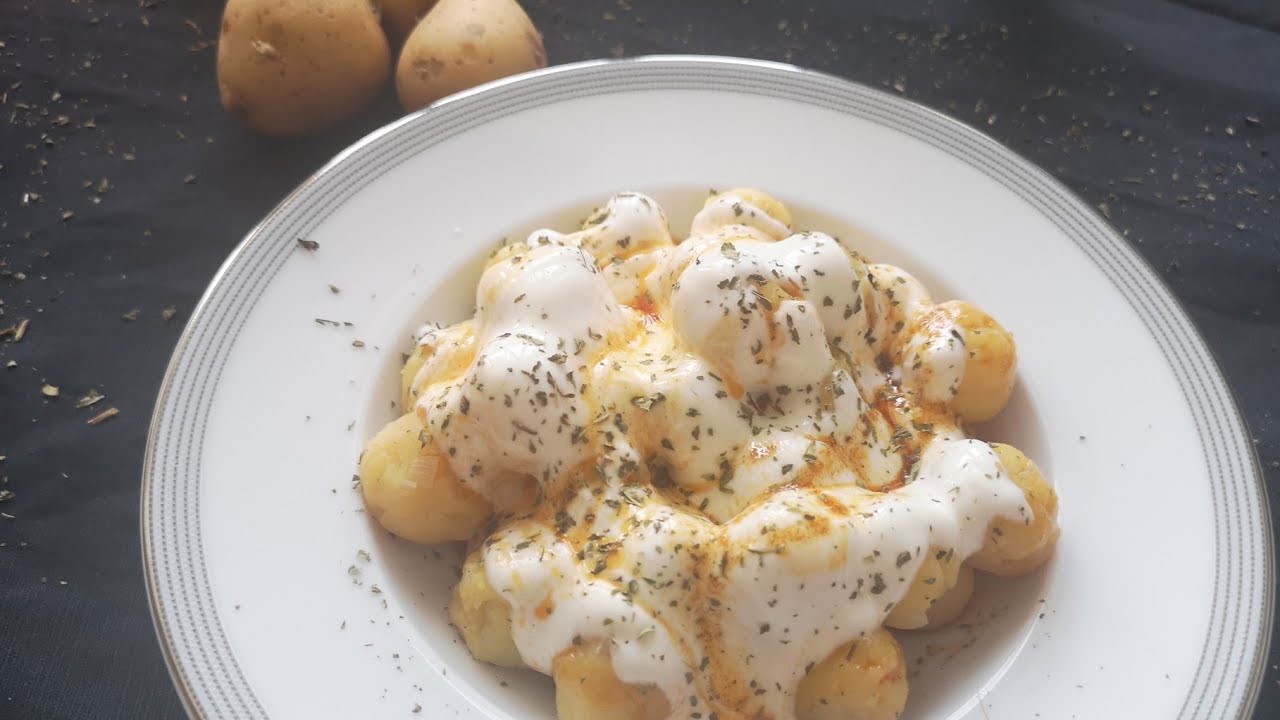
[[1, 0, 1276, 717]]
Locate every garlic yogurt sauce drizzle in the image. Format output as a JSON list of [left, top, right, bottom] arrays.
[[414, 191, 1028, 719]]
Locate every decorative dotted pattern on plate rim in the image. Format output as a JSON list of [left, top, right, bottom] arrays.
[[140, 56, 1273, 720]]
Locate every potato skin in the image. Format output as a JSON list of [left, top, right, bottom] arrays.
[[968, 443, 1060, 577], [217, 0, 391, 138], [359, 412, 492, 544], [396, 0, 547, 111], [377, 0, 439, 43], [553, 640, 670, 720], [796, 629, 908, 720], [449, 549, 525, 667]]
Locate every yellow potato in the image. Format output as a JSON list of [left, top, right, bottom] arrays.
[[217, 0, 391, 138], [401, 320, 477, 409], [553, 640, 670, 720], [884, 546, 962, 630], [395, 0, 547, 112], [920, 564, 974, 630], [968, 443, 1059, 577], [449, 549, 525, 667], [796, 629, 908, 720], [377, 0, 438, 43], [359, 412, 492, 544], [712, 188, 793, 228], [939, 300, 1017, 423], [401, 346, 430, 410]]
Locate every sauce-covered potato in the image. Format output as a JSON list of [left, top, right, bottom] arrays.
[[401, 320, 477, 411], [360, 190, 1060, 720], [553, 641, 670, 720], [449, 549, 524, 668], [920, 564, 975, 629], [796, 630, 909, 720], [937, 300, 1018, 423], [359, 412, 491, 544], [885, 545, 964, 630], [969, 443, 1060, 576]]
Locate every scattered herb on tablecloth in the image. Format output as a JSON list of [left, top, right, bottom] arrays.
[[76, 389, 104, 408], [87, 407, 119, 426]]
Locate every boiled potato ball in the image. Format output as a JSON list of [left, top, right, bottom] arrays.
[[968, 443, 1060, 577], [553, 641, 671, 720], [449, 549, 525, 667], [939, 300, 1018, 423], [884, 545, 964, 631], [796, 629, 909, 720], [359, 412, 492, 544], [920, 564, 975, 630]]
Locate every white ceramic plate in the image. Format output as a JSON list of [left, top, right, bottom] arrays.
[[143, 56, 1272, 720]]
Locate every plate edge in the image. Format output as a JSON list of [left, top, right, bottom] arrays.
[[138, 54, 1275, 720]]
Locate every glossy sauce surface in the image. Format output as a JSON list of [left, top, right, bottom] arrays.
[[411, 192, 1028, 719]]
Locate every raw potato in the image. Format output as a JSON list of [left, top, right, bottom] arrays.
[[796, 629, 909, 720], [396, 0, 547, 111], [359, 412, 492, 543], [449, 549, 524, 667], [553, 640, 671, 720], [968, 443, 1060, 577], [217, 0, 391, 137], [378, 0, 439, 43]]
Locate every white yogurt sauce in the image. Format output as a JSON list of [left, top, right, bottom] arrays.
[[410, 192, 1031, 719]]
